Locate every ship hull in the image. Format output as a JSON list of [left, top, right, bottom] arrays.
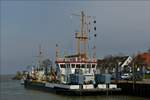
[[24, 80, 121, 96]]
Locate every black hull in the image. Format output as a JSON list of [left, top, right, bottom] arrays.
[[24, 80, 121, 96]]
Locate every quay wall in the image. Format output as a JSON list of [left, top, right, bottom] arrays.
[[117, 82, 150, 98]]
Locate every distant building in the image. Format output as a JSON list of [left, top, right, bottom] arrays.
[[136, 52, 150, 69], [119, 56, 132, 71], [97, 56, 132, 73]]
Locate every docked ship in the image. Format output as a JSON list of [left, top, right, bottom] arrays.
[[23, 11, 121, 95]]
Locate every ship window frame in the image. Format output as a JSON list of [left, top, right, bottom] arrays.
[[67, 64, 70, 68]]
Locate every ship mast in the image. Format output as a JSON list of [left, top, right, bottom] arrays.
[[74, 11, 89, 60], [93, 18, 97, 59], [38, 44, 43, 69], [56, 43, 60, 60]]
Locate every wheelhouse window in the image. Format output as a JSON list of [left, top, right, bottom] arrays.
[[76, 64, 80, 68], [92, 64, 95, 68], [71, 64, 75, 68], [81, 64, 85, 68], [60, 64, 65, 68], [87, 64, 91, 68]]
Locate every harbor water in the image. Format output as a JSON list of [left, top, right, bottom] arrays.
[[0, 75, 149, 100]]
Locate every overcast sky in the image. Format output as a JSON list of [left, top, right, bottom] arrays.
[[1, 1, 150, 74]]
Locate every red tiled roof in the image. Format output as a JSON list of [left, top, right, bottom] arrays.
[[138, 52, 150, 66]]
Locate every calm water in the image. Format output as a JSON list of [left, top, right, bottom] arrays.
[[0, 75, 149, 100]]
